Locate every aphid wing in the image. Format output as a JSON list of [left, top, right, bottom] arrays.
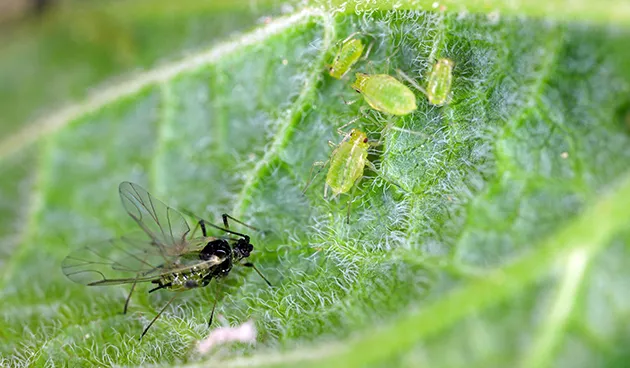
[[62, 236, 168, 286], [119, 182, 191, 255]]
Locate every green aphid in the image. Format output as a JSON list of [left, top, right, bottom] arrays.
[[303, 129, 377, 223], [426, 58, 454, 106], [325, 129, 371, 198], [351, 73, 417, 116], [329, 37, 365, 79]]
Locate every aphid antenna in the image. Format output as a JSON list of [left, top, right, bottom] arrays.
[[396, 68, 428, 95]]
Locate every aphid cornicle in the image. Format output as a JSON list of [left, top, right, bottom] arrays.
[[62, 182, 271, 339], [351, 73, 417, 116], [426, 58, 454, 106], [329, 37, 365, 79]]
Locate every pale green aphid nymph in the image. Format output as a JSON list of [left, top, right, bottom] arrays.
[[325, 129, 371, 198], [329, 38, 365, 79], [426, 58, 454, 106], [351, 73, 417, 116]]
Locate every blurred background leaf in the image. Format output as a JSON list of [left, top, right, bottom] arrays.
[[1, 0, 630, 367]]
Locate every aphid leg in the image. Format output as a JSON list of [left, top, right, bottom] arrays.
[[180, 208, 207, 237], [345, 179, 362, 224], [396, 69, 427, 96], [222, 214, 259, 232], [341, 31, 362, 44], [302, 160, 329, 195], [198, 220, 208, 237], [362, 42, 374, 60], [345, 194, 354, 224], [243, 262, 273, 287], [149, 281, 172, 293], [342, 96, 360, 106], [199, 219, 250, 239], [337, 117, 361, 135], [365, 60, 377, 75], [358, 105, 374, 118], [208, 284, 221, 326], [208, 298, 217, 327], [140, 294, 177, 340], [364, 160, 379, 174], [189, 219, 206, 237], [123, 278, 138, 314]]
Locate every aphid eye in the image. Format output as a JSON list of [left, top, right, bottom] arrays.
[[363, 137, 368, 143]]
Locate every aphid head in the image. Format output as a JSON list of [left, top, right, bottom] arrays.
[[233, 238, 254, 260], [349, 129, 369, 144], [351, 72, 368, 93], [440, 58, 455, 68]]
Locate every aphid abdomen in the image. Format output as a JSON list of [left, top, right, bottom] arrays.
[[329, 38, 365, 79], [427, 58, 453, 106], [325, 131, 369, 196], [352, 73, 417, 116], [161, 268, 210, 292]]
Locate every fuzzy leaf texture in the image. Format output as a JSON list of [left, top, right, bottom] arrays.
[[1, 0, 630, 367]]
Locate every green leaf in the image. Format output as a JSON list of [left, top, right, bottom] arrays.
[[2, 1, 630, 367]]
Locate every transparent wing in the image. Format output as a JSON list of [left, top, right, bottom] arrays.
[[62, 236, 168, 285], [62, 235, 223, 286], [118, 181, 191, 257], [88, 256, 227, 286]]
